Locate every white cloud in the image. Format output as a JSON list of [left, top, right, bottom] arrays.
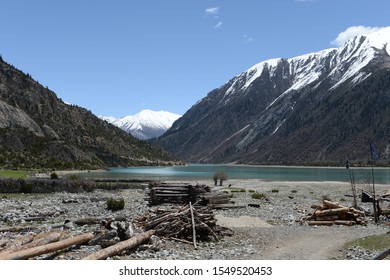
[[242, 34, 253, 44], [331, 26, 386, 46], [205, 7, 219, 15], [214, 21, 223, 29]]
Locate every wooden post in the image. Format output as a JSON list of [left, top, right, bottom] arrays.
[[0, 233, 94, 260], [82, 230, 155, 260], [189, 202, 197, 249], [372, 164, 378, 223]]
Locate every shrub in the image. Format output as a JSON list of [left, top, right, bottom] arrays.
[[50, 172, 59, 180], [106, 198, 125, 211], [230, 188, 246, 193], [252, 192, 267, 200], [20, 183, 33, 193], [271, 188, 279, 193]]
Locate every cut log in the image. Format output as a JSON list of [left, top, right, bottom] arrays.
[[323, 200, 343, 209], [310, 204, 328, 210], [210, 204, 246, 209], [0, 226, 36, 233], [307, 221, 334, 226], [0, 232, 62, 255], [0, 232, 94, 260], [334, 220, 356, 226], [314, 207, 350, 217], [315, 215, 340, 221], [0, 234, 34, 254], [82, 230, 155, 260]]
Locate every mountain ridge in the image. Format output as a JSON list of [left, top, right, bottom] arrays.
[[0, 56, 176, 169], [156, 27, 390, 165]]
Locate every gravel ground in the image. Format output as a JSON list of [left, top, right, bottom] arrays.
[[0, 179, 389, 260]]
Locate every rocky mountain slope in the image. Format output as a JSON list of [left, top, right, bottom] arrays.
[[0, 56, 176, 169], [157, 28, 390, 165], [101, 110, 181, 140]]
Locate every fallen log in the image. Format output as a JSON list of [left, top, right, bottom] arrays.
[[0, 232, 94, 260], [0, 226, 36, 233], [0, 232, 62, 256], [0, 234, 34, 253], [73, 216, 127, 226], [82, 230, 155, 260], [373, 247, 390, 260]]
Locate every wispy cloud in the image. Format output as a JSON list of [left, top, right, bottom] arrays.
[[205, 7, 220, 16], [242, 34, 253, 44], [205, 7, 222, 30], [331, 25, 386, 46], [214, 21, 223, 29]]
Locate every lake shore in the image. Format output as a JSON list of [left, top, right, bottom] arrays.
[[0, 178, 389, 260]]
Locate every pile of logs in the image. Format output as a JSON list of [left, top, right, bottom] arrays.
[[303, 200, 367, 226], [148, 183, 211, 205], [0, 217, 154, 260], [148, 182, 235, 208], [134, 203, 233, 247]]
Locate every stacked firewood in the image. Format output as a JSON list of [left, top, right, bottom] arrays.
[[148, 183, 211, 205], [134, 203, 233, 246], [147, 182, 235, 208], [304, 200, 367, 226]]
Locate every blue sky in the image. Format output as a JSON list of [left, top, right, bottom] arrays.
[[1, 0, 389, 117]]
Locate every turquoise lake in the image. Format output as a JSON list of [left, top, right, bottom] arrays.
[[80, 164, 390, 184]]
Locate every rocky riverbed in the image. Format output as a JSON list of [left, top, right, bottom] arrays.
[[0, 179, 389, 260]]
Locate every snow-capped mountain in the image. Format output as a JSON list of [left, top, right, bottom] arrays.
[[157, 27, 390, 164], [102, 110, 181, 140]]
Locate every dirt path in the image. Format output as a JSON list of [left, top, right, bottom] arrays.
[[255, 226, 388, 260]]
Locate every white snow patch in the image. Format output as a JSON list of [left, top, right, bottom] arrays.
[[271, 119, 286, 135]]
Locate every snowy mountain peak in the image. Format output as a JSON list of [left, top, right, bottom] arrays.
[[101, 110, 181, 140], [222, 27, 390, 107], [362, 26, 390, 51]]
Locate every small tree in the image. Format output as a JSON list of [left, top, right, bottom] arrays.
[[213, 172, 228, 186], [213, 173, 219, 186], [50, 172, 59, 180]]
